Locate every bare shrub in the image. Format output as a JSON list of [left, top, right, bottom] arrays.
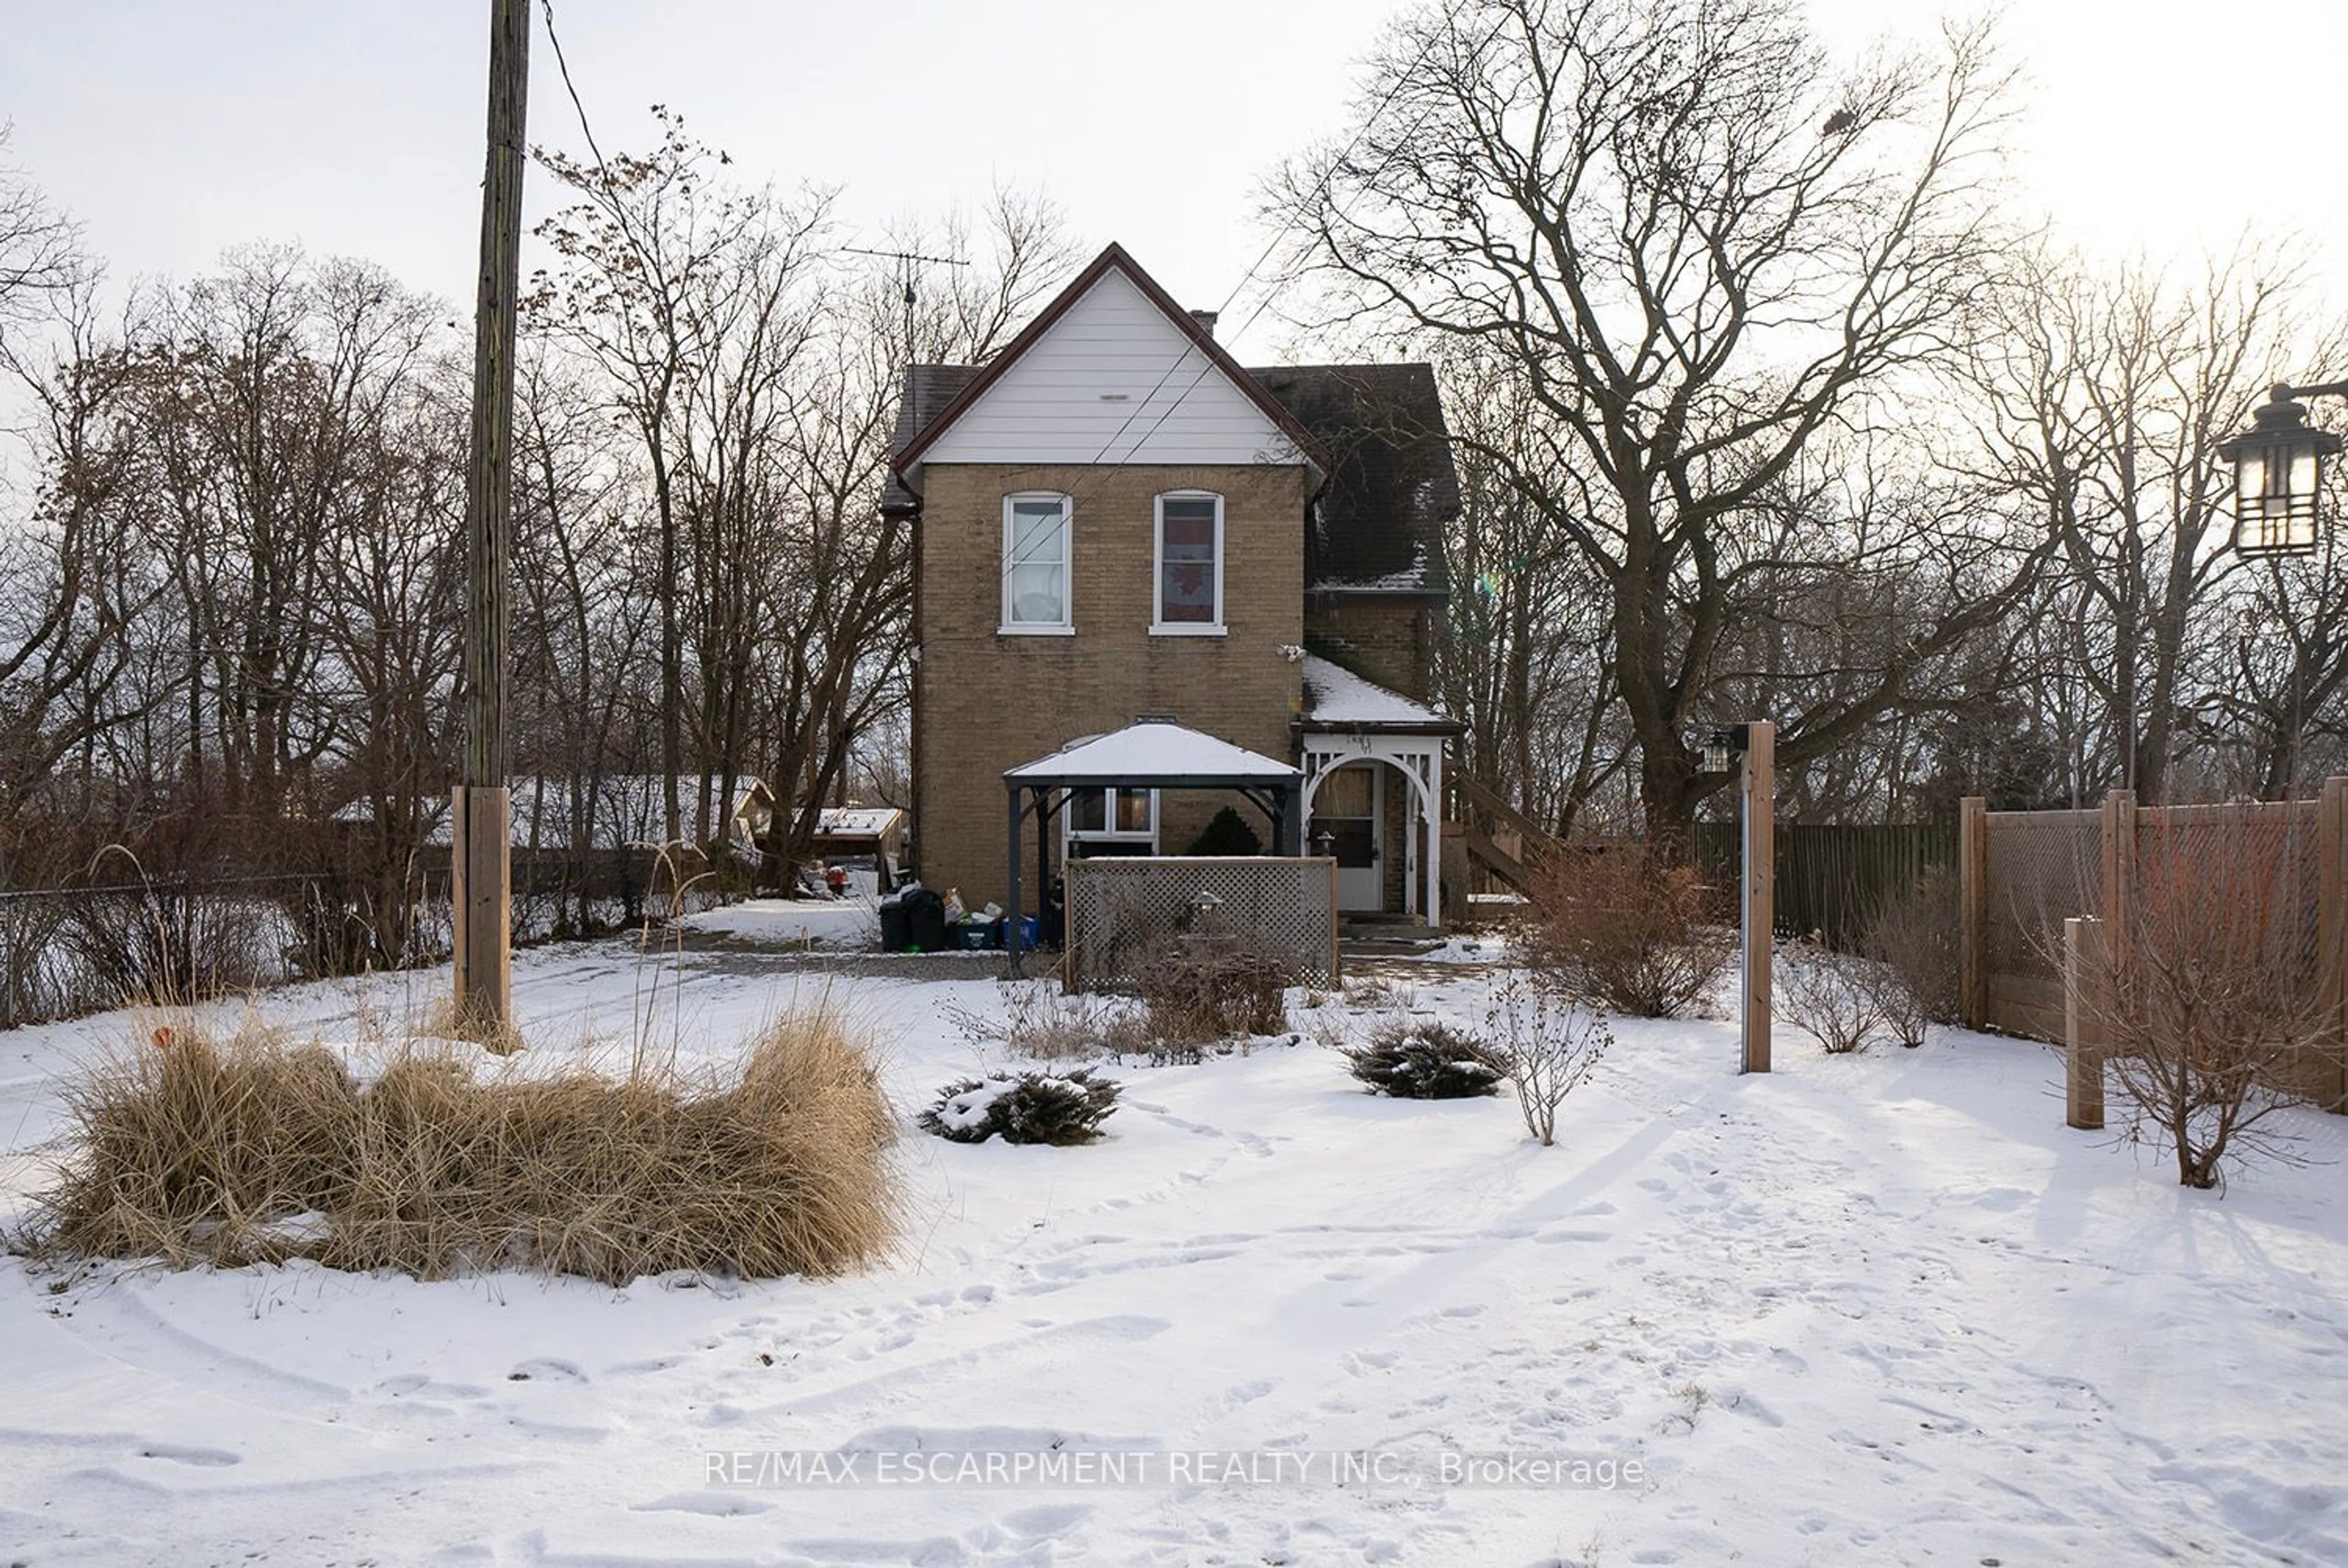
[[2077, 819, 2329, 1190], [1342, 1018, 1509, 1099], [1776, 941, 1885, 1055], [0, 890, 89, 1029], [1518, 844, 1732, 1018], [1859, 867, 1961, 1040], [942, 981, 1121, 1062], [1485, 971, 1613, 1146], [63, 871, 277, 1009], [1340, 974, 1417, 1013], [920, 1069, 1121, 1145], [32, 1003, 899, 1282], [1129, 938, 1292, 1046], [1861, 957, 1931, 1050]]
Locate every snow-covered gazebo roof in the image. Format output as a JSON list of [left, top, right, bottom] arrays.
[[1005, 721, 1302, 787], [1002, 723, 1307, 966], [1299, 656, 1460, 734]]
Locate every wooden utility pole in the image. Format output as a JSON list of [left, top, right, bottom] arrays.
[[451, 0, 529, 1039]]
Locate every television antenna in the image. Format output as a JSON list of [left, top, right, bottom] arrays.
[[843, 245, 969, 356]]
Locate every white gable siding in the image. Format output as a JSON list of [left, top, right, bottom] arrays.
[[920, 270, 1302, 467]]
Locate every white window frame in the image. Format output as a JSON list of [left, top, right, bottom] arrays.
[[1061, 787, 1159, 851], [1001, 491, 1075, 635], [1151, 490, 1225, 636]]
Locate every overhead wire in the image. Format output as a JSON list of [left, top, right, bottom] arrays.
[[1085, 6, 1506, 470]]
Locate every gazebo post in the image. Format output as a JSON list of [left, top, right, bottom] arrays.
[[1035, 787, 1052, 966], [1005, 785, 1024, 977], [1280, 781, 1303, 857]]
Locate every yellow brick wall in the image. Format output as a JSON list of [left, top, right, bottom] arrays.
[[912, 462, 1307, 909], [1304, 597, 1435, 701]]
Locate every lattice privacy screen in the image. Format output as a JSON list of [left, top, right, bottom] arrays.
[[2131, 802, 2325, 989], [1063, 856, 1340, 992], [1978, 798, 2327, 1020], [1982, 809, 2100, 984]]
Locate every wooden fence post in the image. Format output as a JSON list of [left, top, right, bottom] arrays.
[[2100, 788, 2137, 959], [2063, 915, 2105, 1130], [1959, 797, 1987, 1031], [2320, 777, 2348, 1114]]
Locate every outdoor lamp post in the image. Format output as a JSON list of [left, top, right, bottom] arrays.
[[2218, 382, 2347, 558], [1694, 723, 1774, 1075]]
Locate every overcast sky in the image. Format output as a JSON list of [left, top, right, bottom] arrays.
[[5, 1, 2345, 363]]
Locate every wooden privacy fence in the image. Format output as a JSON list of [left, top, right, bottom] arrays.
[[1693, 820, 1956, 946], [1960, 782, 2348, 1111], [1063, 856, 1340, 992]]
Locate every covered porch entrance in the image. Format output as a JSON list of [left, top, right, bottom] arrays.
[[1299, 656, 1461, 929]]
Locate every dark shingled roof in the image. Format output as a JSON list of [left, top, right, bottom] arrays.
[[885, 359, 1456, 597], [1249, 363, 1458, 597], [880, 364, 982, 514]]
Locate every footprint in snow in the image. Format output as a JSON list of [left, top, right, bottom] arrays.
[[508, 1358, 587, 1383], [631, 1492, 773, 1516], [134, 1443, 240, 1467]]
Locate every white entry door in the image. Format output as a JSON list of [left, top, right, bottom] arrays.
[[1312, 763, 1383, 912]]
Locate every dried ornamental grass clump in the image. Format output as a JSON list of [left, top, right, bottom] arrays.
[[31, 1003, 899, 1284], [39, 1014, 360, 1266]]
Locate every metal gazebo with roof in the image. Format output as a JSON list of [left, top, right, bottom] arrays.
[[1002, 721, 1306, 970]]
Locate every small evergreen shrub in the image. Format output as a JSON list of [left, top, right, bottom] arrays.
[[1184, 806, 1266, 857], [920, 1069, 1121, 1146], [1343, 1019, 1510, 1099]]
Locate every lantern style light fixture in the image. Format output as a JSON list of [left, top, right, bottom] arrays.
[[1699, 726, 1748, 776], [2217, 382, 2347, 558]]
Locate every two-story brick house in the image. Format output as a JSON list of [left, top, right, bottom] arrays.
[[886, 243, 1460, 927]]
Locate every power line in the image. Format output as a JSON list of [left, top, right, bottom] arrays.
[[1085, 8, 1506, 469]]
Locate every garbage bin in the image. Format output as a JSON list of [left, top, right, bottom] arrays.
[[878, 891, 910, 952], [901, 885, 948, 952], [950, 918, 1003, 951]]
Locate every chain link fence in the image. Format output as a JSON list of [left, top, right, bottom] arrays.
[[0, 848, 734, 1032]]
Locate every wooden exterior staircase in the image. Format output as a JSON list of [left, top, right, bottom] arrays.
[[1451, 774, 1562, 896]]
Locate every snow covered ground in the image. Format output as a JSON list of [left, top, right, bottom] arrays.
[[684, 892, 884, 949], [2, 925, 2346, 1566]]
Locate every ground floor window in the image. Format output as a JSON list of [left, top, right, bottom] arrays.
[[1064, 786, 1157, 855]]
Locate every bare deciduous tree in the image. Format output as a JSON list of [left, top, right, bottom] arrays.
[[1274, 0, 2039, 845]]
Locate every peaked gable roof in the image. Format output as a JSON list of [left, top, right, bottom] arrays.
[[892, 242, 1330, 478]]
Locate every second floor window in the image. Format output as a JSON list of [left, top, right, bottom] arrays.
[[1154, 492, 1223, 632], [1003, 493, 1073, 631]]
